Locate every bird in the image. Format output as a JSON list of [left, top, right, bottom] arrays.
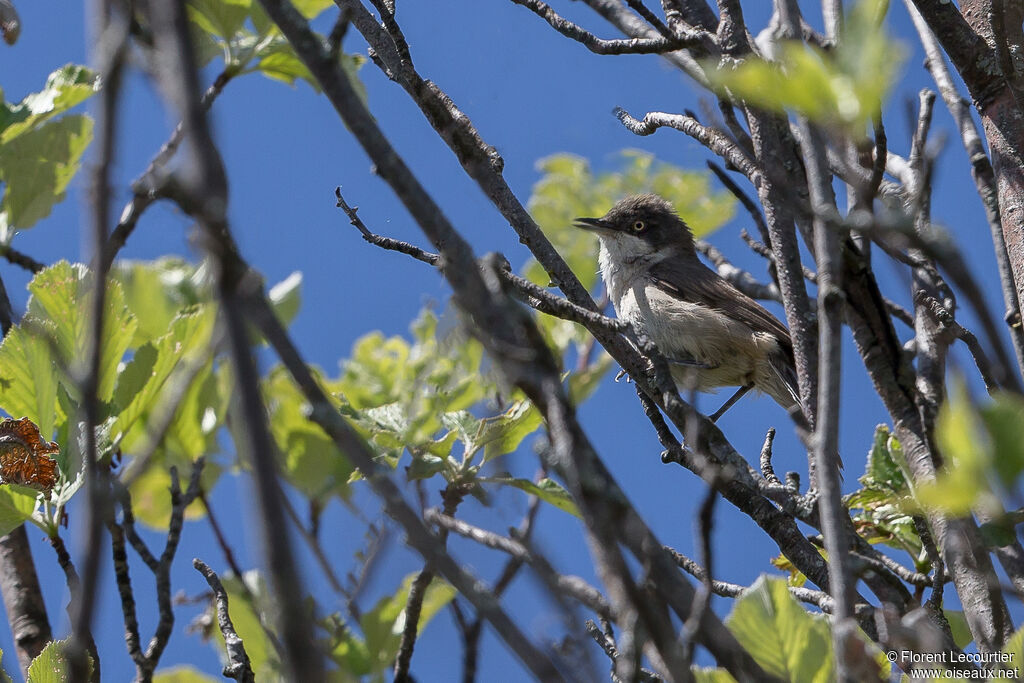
[[573, 194, 803, 422]]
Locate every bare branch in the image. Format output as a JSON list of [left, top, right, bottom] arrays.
[[193, 559, 256, 683], [614, 107, 762, 183], [510, 0, 703, 54]]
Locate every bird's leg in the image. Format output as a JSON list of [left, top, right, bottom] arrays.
[[709, 384, 753, 423]]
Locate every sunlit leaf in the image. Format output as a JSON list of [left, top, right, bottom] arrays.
[[0, 115, 93, 238], [27, 638, 92, 683], [704, 0, 903, 131], [186, 0, 251, 40], [111, 258, 205, 347], [0, 324, 60, 438], [0, 64, 98, 143], [725, 576, 833, 682], [153, 666, 220, 682], [111, 306, 214, 448], [360, 573, 456, 672], [0, 487, 37, 536], [482, 476, 580, 518], [264, 366, 352, 501], [27, 262, 137, 403]]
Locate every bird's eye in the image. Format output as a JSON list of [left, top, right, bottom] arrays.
[[632, 220, 645, 232]]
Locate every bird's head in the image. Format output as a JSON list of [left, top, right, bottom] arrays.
[[573, 194, 695, 258]]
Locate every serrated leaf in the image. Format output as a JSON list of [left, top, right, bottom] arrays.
[[27, 638, 92, 682], [26, 262, 137, 403], [0, 114, 93, 237], [112, 306, 214, 448], [725, 576, 832, 682], [476, 400, 542, 464], [0, 324, 60, 438], [482, 476, 580, 517], [0, 64, 98, 143], [111, 258, 204, 347], [860, 425, 907, 491]]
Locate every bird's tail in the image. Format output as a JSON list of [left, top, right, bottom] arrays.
[[769, 353, 845, 471]]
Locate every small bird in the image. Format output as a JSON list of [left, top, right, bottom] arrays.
[[574, 194, 802, 420]]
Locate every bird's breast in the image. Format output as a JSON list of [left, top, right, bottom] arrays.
[[615, 281, 783, 391]]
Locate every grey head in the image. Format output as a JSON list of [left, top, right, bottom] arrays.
[[572, 194, 696, 258]]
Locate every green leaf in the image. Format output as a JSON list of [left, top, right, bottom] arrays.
[[943, 610, 973, 650], [860, 425, 907, 492], [111, 258, 205, 347], [27, 638, 92, 683], [979, 394, 1024, 488], [360, 573, 456, 672], [1004, 625, 1024, 663], [0, 488, 36, 536], [0, 115, 93, 237], [693, 668, 736, 683], [257, 52, 319, 90], [921, 384, 991, 515], [26, 262, 137, 403], [128, 460, 219, 530], [187, 0, 251, 40], [292, 0, 334, 18], [477, 400, 542, 464], [846, 425, 923, 566], [482, 476, 580, 518], [112, 306, 215, 447], [153, 666, 220, 682], [704, 0, 903, 132], [725, 576, 833, 682], [268, 271, 302, 325], [0, 65, 98, 143], [0, 324, 61, 438], [264, 366, 353, 501], [567, 354, 612, 404]]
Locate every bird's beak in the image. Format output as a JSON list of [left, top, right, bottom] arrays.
[[572, 217, 611, 232]]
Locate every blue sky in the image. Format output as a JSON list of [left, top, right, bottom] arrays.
[[0, 1, 1015, 680]]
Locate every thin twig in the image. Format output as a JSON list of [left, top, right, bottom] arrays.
[[615, 107, 761, 183], [510, 0, 701, 54], [193, 559, 256, 683]]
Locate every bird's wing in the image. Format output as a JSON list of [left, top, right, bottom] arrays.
[[647, 259, 794, 355]]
